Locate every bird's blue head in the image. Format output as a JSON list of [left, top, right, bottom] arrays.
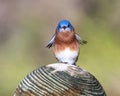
[[56, 20, 74, 32]]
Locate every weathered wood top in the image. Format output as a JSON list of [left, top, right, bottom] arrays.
[[14, 63, 106, 96]]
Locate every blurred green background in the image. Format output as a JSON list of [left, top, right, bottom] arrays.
[[0, 0, 120, 96]]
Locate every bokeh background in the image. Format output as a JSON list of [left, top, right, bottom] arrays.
[[0, 0, 120, 96]]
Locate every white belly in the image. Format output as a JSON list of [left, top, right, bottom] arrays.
[[55, 48, 78, 65]]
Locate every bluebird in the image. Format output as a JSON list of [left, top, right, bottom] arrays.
[[46, 20, 87, 65]]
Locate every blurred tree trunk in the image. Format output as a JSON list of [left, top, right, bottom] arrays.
[[0, 0, 18, 44]]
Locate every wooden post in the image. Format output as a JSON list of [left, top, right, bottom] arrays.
[[14, 63, 106, 96]]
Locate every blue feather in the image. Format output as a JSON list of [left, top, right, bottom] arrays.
[[56, 20, 74, 32]]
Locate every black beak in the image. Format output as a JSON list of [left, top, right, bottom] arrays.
[[62, 26, 67, 29]]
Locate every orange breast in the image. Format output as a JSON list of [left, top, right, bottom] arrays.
[[54, 30, 79, 53]]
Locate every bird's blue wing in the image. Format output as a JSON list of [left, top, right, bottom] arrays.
[[75, 33, 87, 45], [46, 34, 56, 48]]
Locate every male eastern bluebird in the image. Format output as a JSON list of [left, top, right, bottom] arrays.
[[46, 20, 87, 65]]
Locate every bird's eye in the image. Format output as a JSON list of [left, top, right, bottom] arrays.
[[68, 24, 70, 27], [58, 25, 61, 29]]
